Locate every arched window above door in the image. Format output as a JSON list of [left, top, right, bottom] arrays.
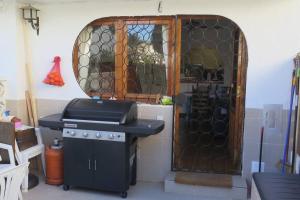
[[72, 15, 247, 106], [73, 17, 174, 103]]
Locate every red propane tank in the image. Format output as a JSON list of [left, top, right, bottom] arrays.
[[45, 139, 64, 185]]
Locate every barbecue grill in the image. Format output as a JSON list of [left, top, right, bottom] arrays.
[[39, 98, 164, 198]]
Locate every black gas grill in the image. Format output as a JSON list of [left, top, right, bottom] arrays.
[[39, 98, 164, 198]]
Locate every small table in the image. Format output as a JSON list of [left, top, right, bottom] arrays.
[[15, 125, 38, 151], [15, 125, 42, 191]]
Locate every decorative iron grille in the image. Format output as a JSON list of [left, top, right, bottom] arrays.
[[74, 19, 172, 103], [77, 24, 116, 94], [174, 17, 245, 174]]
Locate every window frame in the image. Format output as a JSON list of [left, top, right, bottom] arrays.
[[73, 16, 175, 103]]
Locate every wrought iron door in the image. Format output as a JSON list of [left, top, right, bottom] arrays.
[[172, 16, 247, 174]]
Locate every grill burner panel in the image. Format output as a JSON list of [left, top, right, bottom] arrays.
[[63, 128, 126, 142]]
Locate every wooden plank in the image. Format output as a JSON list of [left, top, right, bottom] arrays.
[[115, 20, 125, 99], [122, 23, 128, 97], [125, 93, 160, 99], [24, 69, 38, 127], [177, 15, 228, 20], [87, 92, 161, 102], [175, 18, 182, 104], [232, 32, 242, 166], [124, 16, 173, 21], [173, 17, 182, 170], [232, 32, 247, 166], [227, 28, 247, 170], [125, 19, 172, 25], [25, 91, 34, 127], [125, 93, 161, 104], [175, 172, 232, 188], [167, 19, 175, 96], [23, 16, 39, 127], [238, 33, 248, 164], [89, 16, 173, 26], [72, 40, 79, 80], [0, 122, 15, 163], [89, 20, 114, 26]]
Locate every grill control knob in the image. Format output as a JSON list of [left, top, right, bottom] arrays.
[[70, 131, 76, 136], [96, 132, 102, 138], [108, 134, 114, 139], [83, 132, 88, 138]]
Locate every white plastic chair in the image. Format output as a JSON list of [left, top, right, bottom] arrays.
[[0, 143, 15, 167], [0, 142, 28, 200], [14, 128, 45, 192], [0, 163, 29, 200]]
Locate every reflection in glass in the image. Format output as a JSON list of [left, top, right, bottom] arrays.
[[127, 24, 168, 95], [76, 22, 169, 98], [77, 25, 115, 95]]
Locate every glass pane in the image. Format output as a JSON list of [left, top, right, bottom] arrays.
[[76, 25, 115, 95], [180, 19, 235, 84], [126, 24, 168, 95]]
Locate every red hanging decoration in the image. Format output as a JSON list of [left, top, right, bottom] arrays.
[[43, 56, 65, 86]]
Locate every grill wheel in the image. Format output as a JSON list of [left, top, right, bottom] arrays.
[[121, 191, 127, 198]]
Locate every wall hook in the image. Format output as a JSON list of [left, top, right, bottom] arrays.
[[158, 0, 163, 13]]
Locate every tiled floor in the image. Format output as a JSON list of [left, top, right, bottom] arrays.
[[23, 181, 200, 200]]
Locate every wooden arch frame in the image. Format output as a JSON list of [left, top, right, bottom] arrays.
[[72, 15, 248, 174]]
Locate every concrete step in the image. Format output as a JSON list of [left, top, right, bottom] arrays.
[[164, 172, 247, 200]]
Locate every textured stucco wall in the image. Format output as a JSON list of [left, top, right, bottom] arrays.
[[2, 0, 300, 183]]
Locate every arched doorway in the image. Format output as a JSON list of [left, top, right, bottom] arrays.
[[72, 15, 248, 175], [173, 15, 248, 175]]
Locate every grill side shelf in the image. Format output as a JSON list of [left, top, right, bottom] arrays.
[[39, 114, 164, 137], [39, 113, 63, 130], [122, 119, 165, 137]]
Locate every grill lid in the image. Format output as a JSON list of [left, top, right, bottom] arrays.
[[61, 98, 137, 124]]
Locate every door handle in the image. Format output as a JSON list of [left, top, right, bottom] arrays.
[[88, 159, 91, 170], [94, 160, 97, 171]]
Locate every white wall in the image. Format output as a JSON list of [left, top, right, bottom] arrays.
[[1, 0, 300, 182], [0, 0, 27, 100], [28, 1, 299, 180], [25, 0, 300, 109]]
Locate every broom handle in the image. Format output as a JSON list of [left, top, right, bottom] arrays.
[[25, 91, 34, 127], [25, 65, 39, 127], [23, 19, 39, 127], [282, 72, 296, 174], [259, 127, 264, 173]]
